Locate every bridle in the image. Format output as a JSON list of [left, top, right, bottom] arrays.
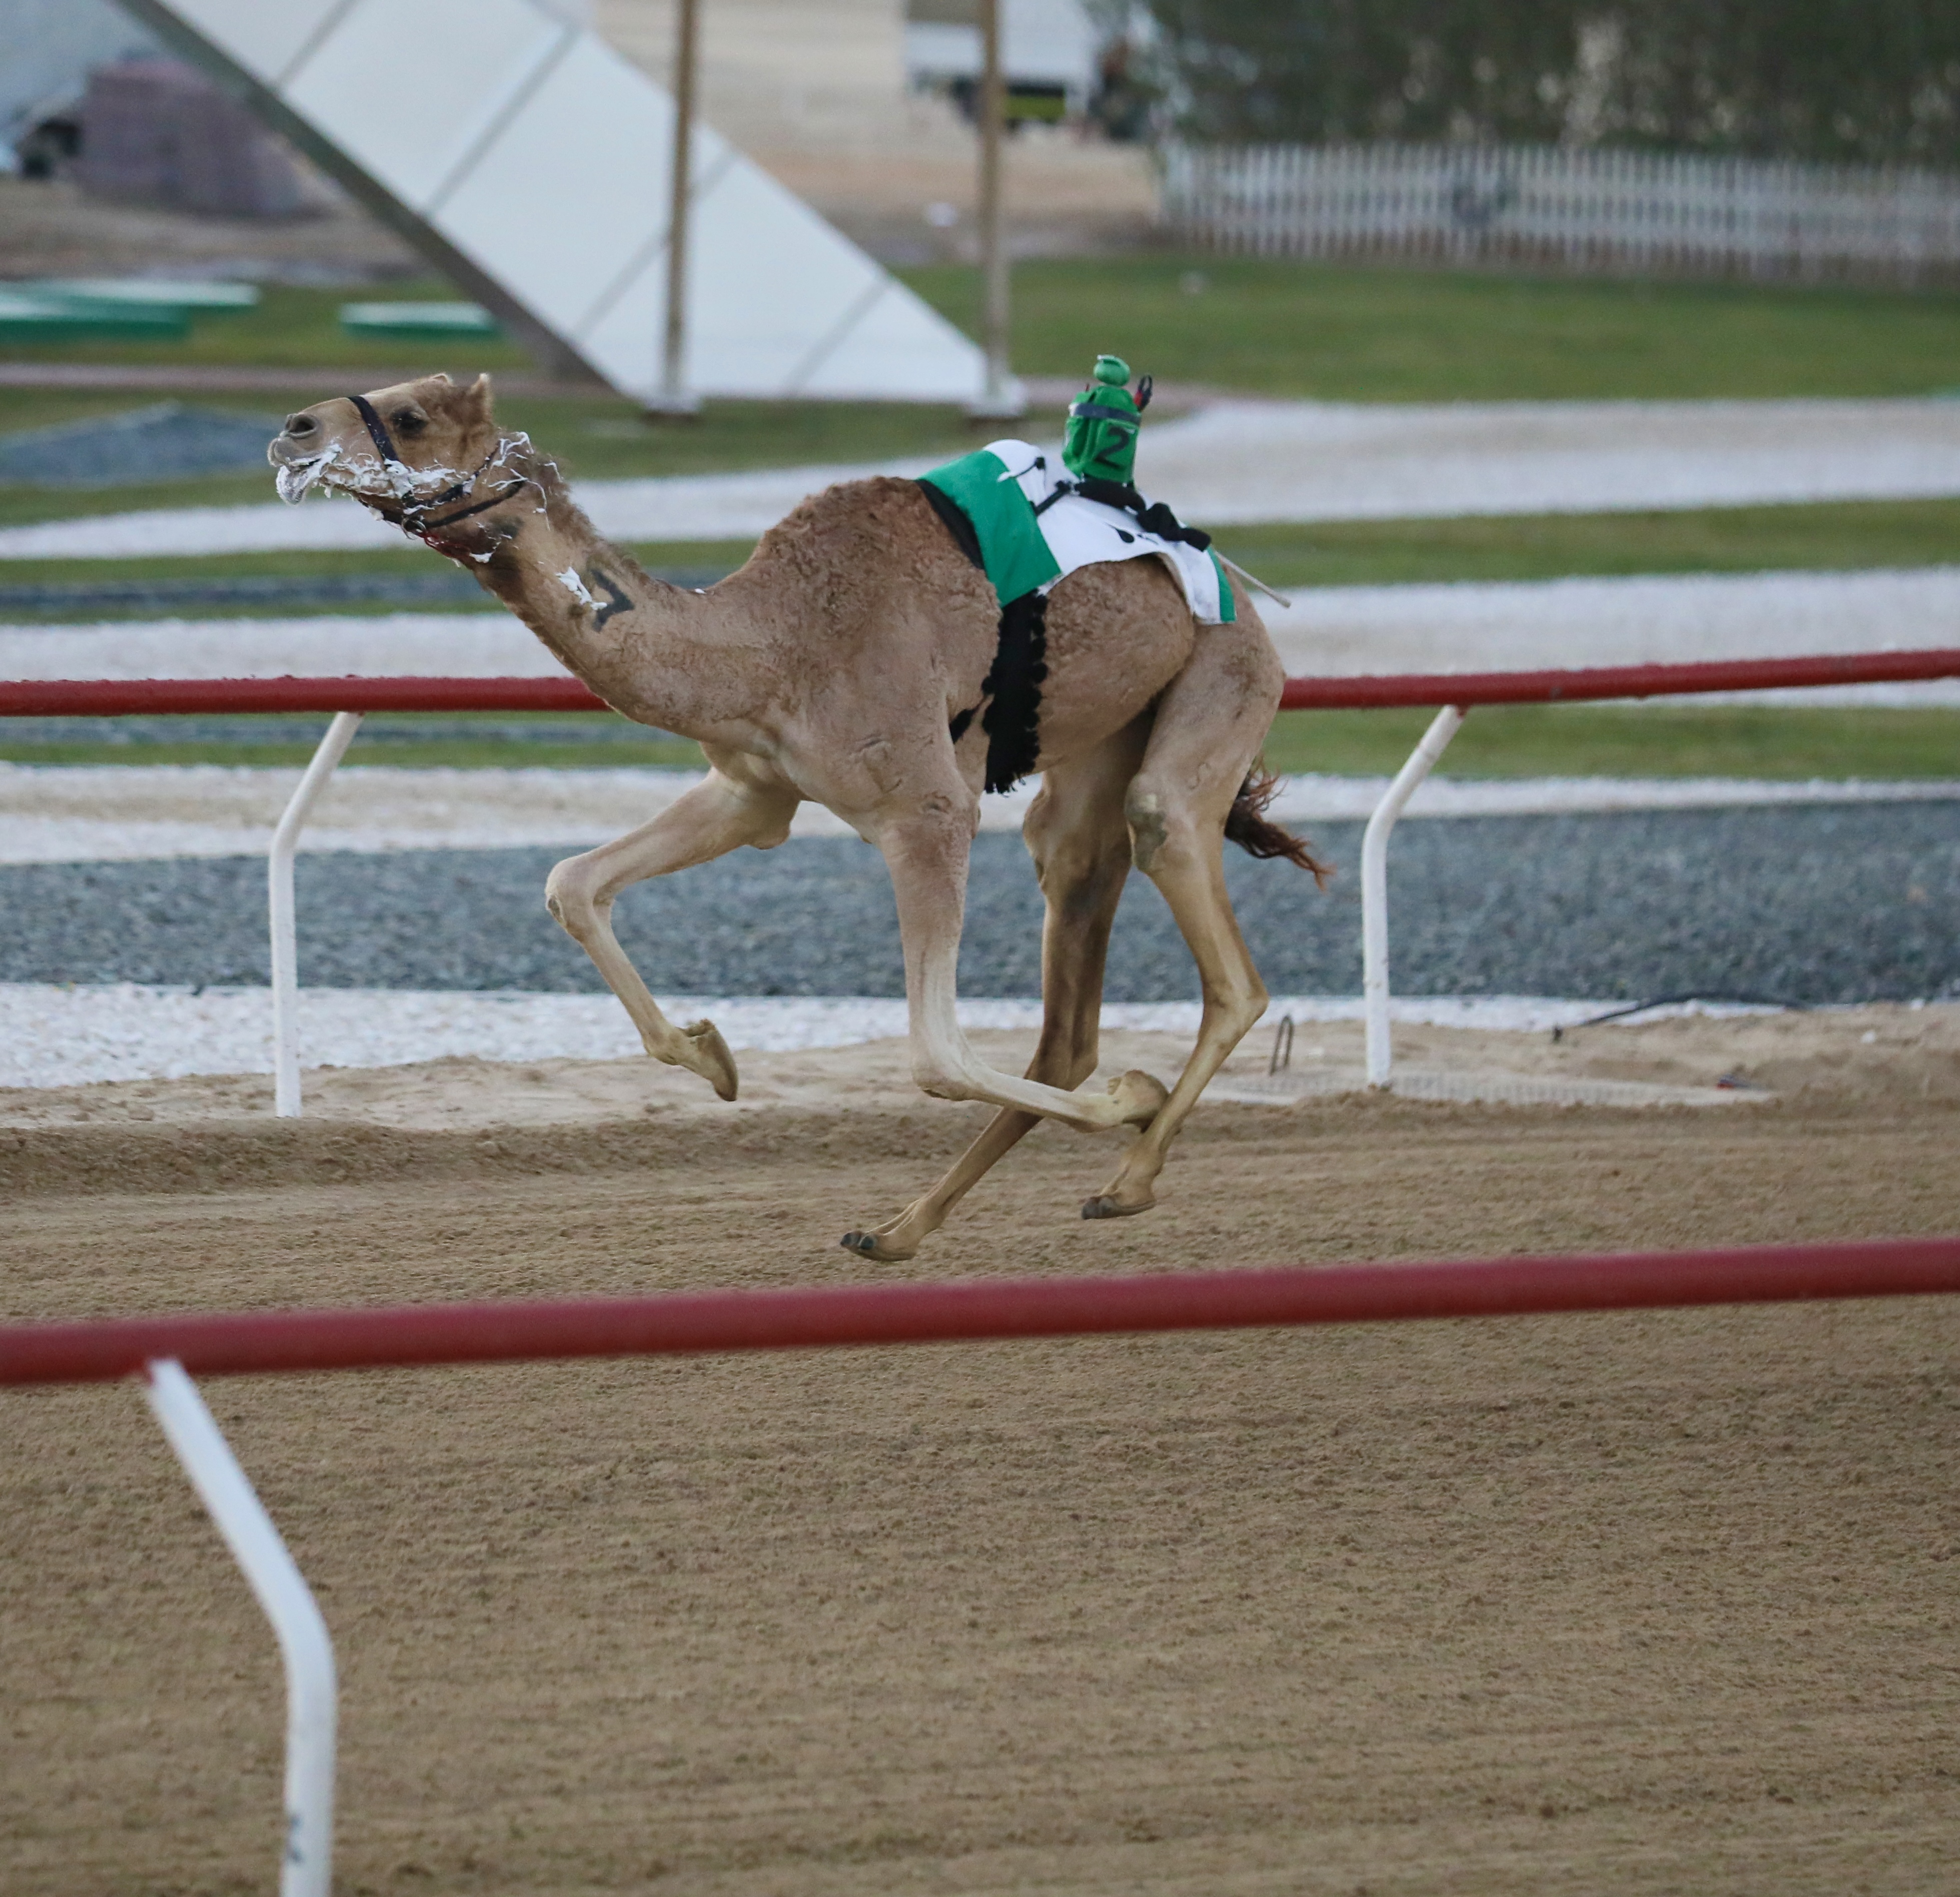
[[345, 393, 531, 539]]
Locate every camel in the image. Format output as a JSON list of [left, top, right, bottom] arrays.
[[267, 372, 1322, 1260]]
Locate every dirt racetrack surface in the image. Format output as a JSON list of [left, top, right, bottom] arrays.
[[5, 1017, 1960, 1894]]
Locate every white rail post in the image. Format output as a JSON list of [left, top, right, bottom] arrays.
[[144, 1359, 337, 1897], [1362, 705, 1465, 1089], [270, 713, 362, 1118]]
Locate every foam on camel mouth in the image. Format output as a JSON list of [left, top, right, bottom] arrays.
[[272, 428, 544, 520], [273, 443, 341, 506], [272, 443, 470, 510]]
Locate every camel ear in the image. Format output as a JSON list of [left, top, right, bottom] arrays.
[[458, 372, 494, 425]]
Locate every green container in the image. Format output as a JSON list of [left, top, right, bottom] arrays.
[[27, 278, 259, 320], [339, 301, 502, 340], [0, 291, 189, 341]]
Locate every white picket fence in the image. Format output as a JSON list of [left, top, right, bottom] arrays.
[[1161, 142, 1960, 284]]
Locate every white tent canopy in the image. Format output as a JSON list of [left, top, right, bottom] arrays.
[[118, 0, 997, 404]]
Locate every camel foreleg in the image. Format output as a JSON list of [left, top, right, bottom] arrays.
[[545, 770, 796, 1100]]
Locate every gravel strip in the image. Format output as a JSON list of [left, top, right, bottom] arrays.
[[0, 404, 285, 487], [3, 806, 1954, 1005]]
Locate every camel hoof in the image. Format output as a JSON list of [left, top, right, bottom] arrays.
[[1081, 1193, 1156, 1222], [1106, 1068, 1170, 1128], [681, 1018, 738, 1101], [840, 1230, 917, 1263]]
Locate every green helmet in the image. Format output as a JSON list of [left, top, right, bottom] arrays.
[[1062, 353, 1146, 486]]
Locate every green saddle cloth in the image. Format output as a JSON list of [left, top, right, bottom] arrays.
[[917, 446, 1061, 604]]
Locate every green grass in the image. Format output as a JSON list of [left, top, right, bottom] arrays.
[[0, 283, 535, 373], [899, 255, 1960, 402], [5, 256, 1954, 412], [1260, 704, 1960, 779], [15, 264, 1952, 404], [6, 705, 1954, 778], [1210, 498, 1960, 588]]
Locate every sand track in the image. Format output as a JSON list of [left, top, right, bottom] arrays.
[[4, 1027, 1959, 1894]]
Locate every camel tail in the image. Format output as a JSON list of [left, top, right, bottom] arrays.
[[1225, 766, 1333, 888]]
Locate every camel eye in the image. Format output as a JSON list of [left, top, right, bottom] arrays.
[[391, 409, 427, 435]]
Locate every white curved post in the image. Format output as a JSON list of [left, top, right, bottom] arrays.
[[270, 713, 362, 1118], [144, 1359, 337, 1897], [1363, 705, 1465, 1089]]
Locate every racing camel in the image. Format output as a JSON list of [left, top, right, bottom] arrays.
[[267, 372, 1321, 1260]]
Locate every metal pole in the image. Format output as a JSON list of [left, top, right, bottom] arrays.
[[144, 1359, 337, 1897], [971, 0, 1021, 418], [655, 0, 702, 416], [1362, 706, 1464, 1089], [270, 712, 362, 1118]]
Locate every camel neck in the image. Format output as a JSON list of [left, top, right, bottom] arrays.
[[453, 469, 752, 745]]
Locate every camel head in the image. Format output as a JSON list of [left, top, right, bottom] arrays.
[[267, 372, 533, 534]]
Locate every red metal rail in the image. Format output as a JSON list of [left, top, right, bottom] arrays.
[[4, 1238, 1955, 1387], [4, 647, 1959, 720], [1278, 647, 1960, 710]]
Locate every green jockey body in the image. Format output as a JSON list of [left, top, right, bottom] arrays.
[[1062, 353, 1150, 487]]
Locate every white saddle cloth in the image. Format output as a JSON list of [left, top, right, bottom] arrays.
[[984, 439, 1232, 624]]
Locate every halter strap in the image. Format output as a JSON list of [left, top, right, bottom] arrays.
[[347, 392, 405, 467], [342, 392, 528, 540], [413, 480, 531, 532]]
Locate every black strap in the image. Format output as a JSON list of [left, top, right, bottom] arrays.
[[1072, 475, 1212, 551], [1134, 498, 1210, 550], [413, 479, 529, 532], [347, 392, 405, 467]]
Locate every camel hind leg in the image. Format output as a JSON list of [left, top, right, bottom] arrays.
[[1083, 618, 1284, 1220], [841, 717, 1148, 1261]]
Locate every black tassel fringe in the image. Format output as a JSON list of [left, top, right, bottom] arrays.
[[978, 590, 1049, 794]]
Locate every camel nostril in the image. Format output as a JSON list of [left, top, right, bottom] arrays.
[[284, 413, 317, 436]]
